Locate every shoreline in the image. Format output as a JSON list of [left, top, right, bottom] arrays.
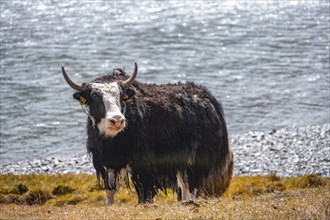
[[1, 124, 329, 177]]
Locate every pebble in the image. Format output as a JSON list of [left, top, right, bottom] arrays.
[[1, 124, 329, 177]]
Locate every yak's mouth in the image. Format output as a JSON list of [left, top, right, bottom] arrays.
[[107, 126, 124, 132], [106, 126, 125, 137]]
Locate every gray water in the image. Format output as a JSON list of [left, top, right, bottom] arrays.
[[0, 1, 329, 165]]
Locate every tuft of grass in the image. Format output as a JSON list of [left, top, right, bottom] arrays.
[[49, 195, 85, 206], [0, 174, 96, 194], [223, 173, 329, 199], [0, 174, 99, 206], [284, 173, 327, 188], [0, 183, 29, 195], [52, 185, 75, 196], [0, 194, 21, 205], [267, 172, 281, 182], [17, 184, 29, 194], [23, 190, 53, 205]]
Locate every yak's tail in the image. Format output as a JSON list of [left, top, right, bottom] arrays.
[[200, 147, 234, 197]]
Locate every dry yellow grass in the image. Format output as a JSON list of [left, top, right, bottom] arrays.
[[0, 174, 329, 219]]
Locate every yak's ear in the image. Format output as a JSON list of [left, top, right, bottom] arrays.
[[73, 92, 88, 105]]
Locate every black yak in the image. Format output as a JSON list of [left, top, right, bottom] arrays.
[[61, 62, 233, 204]]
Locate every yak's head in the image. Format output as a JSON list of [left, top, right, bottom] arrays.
[[62, 63, 137, 138]]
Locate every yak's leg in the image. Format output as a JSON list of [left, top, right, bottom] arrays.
[[144, 184, 157, 203], [104, 167, 117, 205], [132, 180, 145, 203], [176, 170, 197, 203], [105, 189, 116, 205], [131, 173, 146, 204], [132, 173, 156, 204]]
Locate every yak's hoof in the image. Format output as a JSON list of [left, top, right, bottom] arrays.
[[105, 199, 114, 205]]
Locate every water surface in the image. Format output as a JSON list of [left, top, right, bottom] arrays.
[[1, 1, 329, 164]]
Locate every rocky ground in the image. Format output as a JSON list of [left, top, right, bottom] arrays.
[[1, 124, 329, 177], [232, 124, 329, 176]]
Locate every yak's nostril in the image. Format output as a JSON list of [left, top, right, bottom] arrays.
[[118, 118, 124, 125], [108, 115, 125, 128], [109, 119, 116, 126]]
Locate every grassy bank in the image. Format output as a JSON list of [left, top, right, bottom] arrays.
[[0, 173, 329, 219]]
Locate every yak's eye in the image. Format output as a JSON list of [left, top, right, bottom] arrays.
[[124, 88, 135, 97], [91, 93, 100, 101]]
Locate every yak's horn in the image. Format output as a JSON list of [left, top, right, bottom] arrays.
[[123, 62, 138, 86], [61, 65, 82, 91]]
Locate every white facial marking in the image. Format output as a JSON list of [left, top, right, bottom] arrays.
[[90, 82, 126, 138]]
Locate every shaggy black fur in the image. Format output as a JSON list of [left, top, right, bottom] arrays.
[[73, 69, 230, 203]]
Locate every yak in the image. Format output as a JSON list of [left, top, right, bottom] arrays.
[[61, 62, 233, 204]]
